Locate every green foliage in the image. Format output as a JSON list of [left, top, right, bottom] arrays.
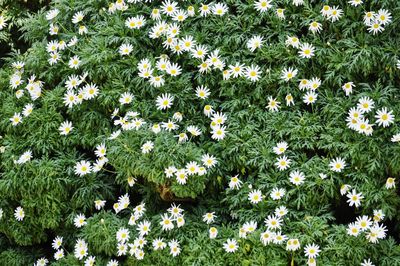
[[0, 0, 400, 265]]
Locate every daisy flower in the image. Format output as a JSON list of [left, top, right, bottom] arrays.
[[15, 150, 32, 164], [175, 169, 187, 184], [166, 62, 182, 76], [137, 220, 151, 236], [357, 97, 374, 113], [247, 35, 264, 52], [254, 0, 272, 13], [203, 212, 217, 224], [346, 189, 364, 207], [68, 55, 81, 69], [35, 258, 49, 266], [264, 215, 282, 230], [361, 259, 375, 266], [340, 184, 351, 195], [203, 105, 214, 117], [285, 94, 294, 106], [308, 77, 321, 90], [223, 239, 238, 253], [153, 238, 167, 250], [229, 175, 243, 190], [186, 161, 200, 175], [176, 132, 188, 143], [304, 243, 321, 258], [54, 250, 64, 260], [376, 9, 392, 26], [329, 157, 346, 172], [391, 133, 400, 142], [119, 44, 133, 56], [59, 121, 74, 136], [0, 15, 7, 30], [281, 67, 298, 81], [328, 6, 343, 22], [211, 125, 227, 141], [363, 11, 375, 25], [180, 35, 196, 51], [199, 3, 212, 16], [243, 221, 257, 234], [161, 0, 177, 15], [74, 160, 92, 176], [94, 199, 106, 210], [141, 141, 154, 154], [285, 36, 300, 48], [212, 112, 228, 125], [309, 21, 322, 34], [95, 143, 106, 158], [273, 141, 288, 155], [46, 9, 59, 20], [286, 239, 301, 251], [52, 236, 63, 249], [289, 170, 305, 185], [347, 222, 360, 236], [73, 213, 86, 228], [275, 156, 291, 171], [191, 45, 208, 59], [298, 43, 315, 59], [270, 188, 285, 200], [196, 85, 210, 99], [248, 189, 263, 204], [149, 75, 165, 87], [229, 63, 245, 78], [209, 227, 218, 239], [201, 154, 218, 168], [14, 206, 25, 221], [46, 41, 59, 53], [342, 82, 355, 96], [10, 113, 23, 126], [81, 83, 96, 99], [168, 203, 183, 217], [161, 120, 178, 131], [72, 11, 84, 24], [212, 3, 228, 16], [374, 107, 395, 127], [245, 65, 261, 82], [321, 5, 332, 17], [373, 210, 385, 222], [303, 91, 318, 105], [266, 96, 280, 112], [119, 92, 134, 105], [116, 228, 130, 243], [348, 0, 363, 6], [273, 231, 287, 244], [260, 230, 275, 245], [275, 206, 288, 217], [276, 8, 285, 19], [160, 214, 174, 231], [386, 177, 396, 189], [172, 10, 187, 22], [169, 240, 181, 257], [368, 22, 384, 35], [10, 73, 23, 88]]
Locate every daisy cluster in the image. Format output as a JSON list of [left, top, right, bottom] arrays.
[[8, 62, 40, 126], [346, 212, 387, 244], [0, 0, 399, 265], [346, 97, 395, 136]]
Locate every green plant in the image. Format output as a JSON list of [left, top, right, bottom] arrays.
[[1, 0, 400, 265]]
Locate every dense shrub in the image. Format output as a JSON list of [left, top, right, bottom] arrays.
[[0, 0, 50, 64], [1, 0, 400, 265]]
